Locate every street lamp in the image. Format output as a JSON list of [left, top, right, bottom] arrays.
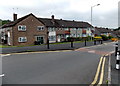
[[91, 4, 100, 26], [91, 4, 100, 40]]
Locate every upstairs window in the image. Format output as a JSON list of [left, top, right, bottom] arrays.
[[18, 25, 26, 31], [37, 26, 44, 31], [18, 37, 27, 42], [48, 27, 55, 32], [64, 28, 69, 31]]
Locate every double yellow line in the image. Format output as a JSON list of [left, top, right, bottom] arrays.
[[90, 55, 107, 86]]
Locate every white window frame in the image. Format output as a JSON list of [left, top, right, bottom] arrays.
[[18, 37, 27, 42], [35, 36, 44, 41], [18, 25, 26, 31], [48, 27, 55, 32], [37, 26, 44, 31], [64, 28, 69, 31]]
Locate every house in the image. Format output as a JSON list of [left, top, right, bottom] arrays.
[[113, 30, 120, 38], [94, 27, 116, 37], [0, 19, 2, 26], [1, 13, 94, 46]]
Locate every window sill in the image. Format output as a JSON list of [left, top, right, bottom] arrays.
[[18, 42, 26, 43], [18, 30, 26, 32]]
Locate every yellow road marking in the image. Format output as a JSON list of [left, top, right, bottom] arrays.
[[98, 57, 106, 85], [0, 50, 72, 55], [90, 57, 103, 86]]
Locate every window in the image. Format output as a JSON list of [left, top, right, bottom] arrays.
[[48, 28, 55, 31], [18, 37, 27, 42], [35, 36, 44, 44], [37, 26, 44, 31], [78, 28, 81, 30], [64, 28, 69, 31], [72, 28, 76, 30], [49, 36, 56, 41], [18, 25, 26, 31]]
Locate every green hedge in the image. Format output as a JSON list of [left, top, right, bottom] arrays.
[[66, 36, 93, 42], [100, 35, 108, 41]]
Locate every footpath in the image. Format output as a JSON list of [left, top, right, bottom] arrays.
[[110, 53, 120, 85], [0, 41, 109, 54]]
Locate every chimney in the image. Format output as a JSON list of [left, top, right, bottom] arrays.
[[51, 15, 55, 25], [13, 13, 17, 21]]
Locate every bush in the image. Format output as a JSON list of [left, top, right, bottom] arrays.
[[34, 41, 43, 45], [67, 37, 82, 41], [67, 37, 73, 42], [108, 35, 113, 39], [87, 36, 92, 41], [100, 35, 109, 41], [94, 36, 102, 41], [111, 38, 118, 41], [75, 37, 82, 41]]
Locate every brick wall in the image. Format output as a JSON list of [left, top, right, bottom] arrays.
[[12, 15, 47, 46]]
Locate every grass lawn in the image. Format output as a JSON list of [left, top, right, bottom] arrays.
[[0, 45, 17, 48], [0, 40, 93, 48]]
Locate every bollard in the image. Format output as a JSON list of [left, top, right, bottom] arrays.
[[101, 40, 103, 44], [47, 41, 49, 49], [71, 38, 74, 48], [85, 40, 86, 46], [115, 43, 118, 56], [116, 52, 120, 70], [94, 40, 96, 45]]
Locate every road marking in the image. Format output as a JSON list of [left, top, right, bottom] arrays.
[[90, 57, 103, 85], [0, 54, 11, 57], [0, 50, 72, 55], [0, 74, 5, 77], [107, 51, 114, 85], [98, 57, 106, 85], [108, 54, 111, 85], [88, 50, 95, 53]]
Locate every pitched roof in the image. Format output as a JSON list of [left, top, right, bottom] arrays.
[[38, 18, 92, 28], [95, 27, 112, 33], [113, 30, 120, 37], [2, 13, 34, 28], [2, 13, 92, 28]]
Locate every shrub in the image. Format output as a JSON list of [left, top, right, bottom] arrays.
[[67, 37, 74, 42], [108, 35, 113, 39], [94, 36, 102, 41], [100, 35, 109, 41], [111, 38, 118, 41]]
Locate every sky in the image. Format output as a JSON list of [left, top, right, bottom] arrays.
[[0, 0, 120, 28]]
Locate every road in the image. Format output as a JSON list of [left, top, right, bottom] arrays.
[[2, 42, 115, 84]]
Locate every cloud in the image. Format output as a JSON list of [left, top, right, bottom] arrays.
[[0, 0, 119, 28]]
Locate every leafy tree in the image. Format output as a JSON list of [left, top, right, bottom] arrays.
[[2, 20, 11, 25]]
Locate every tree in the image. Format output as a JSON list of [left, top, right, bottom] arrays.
[[2, 20, 11, 25]]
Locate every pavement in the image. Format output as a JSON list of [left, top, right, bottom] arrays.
[[1, 41, 110, 54], [1, 42, 116, 85], [110, 53, 120, 85]]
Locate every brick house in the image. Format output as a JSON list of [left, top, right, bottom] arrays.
[[94, 27, 116, 37], [1, 13, 94, 46]]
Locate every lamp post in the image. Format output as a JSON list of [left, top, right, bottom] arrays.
[[91, 4, 100, 41], [91, 4, 100, 26]]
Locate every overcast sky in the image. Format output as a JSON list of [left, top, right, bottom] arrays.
[[0, 0, 120, 28]]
